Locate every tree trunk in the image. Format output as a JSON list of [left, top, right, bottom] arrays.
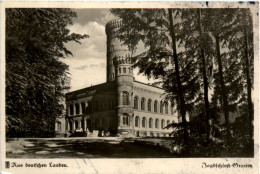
[[215, 34, 231, 145], [244, 26, 253, 144], [168, 9, 189, 148], [198, 9, 211, 142]]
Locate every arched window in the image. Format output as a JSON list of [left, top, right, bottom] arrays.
[[69, 104, 74, 115], [75, 103, 80, 115], [155, 119, 159, 129], [160, 101, 164, 113], [122, 91, 129, 105], [149, 118, 153, 128], [123, 114, 129, 125], [81, 102, 85, 114], [142, 117, 146, 128], [134, 96, 138, 109], [154, 100, 158, 113], [161, 119, 165, 129], [123, 67, 126, 73], [171, 104, 174, 115], [165, 102, 168, 114], [141, 98, 145, 110], [167, 120, 170, 126], [148, 99, 152, 112], [135, 116, 139, 127], [119, 68, 121, 74]]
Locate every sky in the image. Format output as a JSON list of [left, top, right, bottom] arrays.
[[62, 9, 151, 92]]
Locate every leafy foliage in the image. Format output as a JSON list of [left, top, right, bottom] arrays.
[[6, 9, 88, 137], [111, 8, 254, 156]]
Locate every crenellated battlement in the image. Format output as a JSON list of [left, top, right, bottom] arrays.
[[105, 19, 123, 35]]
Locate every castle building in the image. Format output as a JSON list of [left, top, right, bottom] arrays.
[[61, 20, 179, 137]]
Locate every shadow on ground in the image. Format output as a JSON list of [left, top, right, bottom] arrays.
[[6, 138, 176, 158]]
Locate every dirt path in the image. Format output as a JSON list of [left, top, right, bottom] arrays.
[[6, 137, 175, 158]]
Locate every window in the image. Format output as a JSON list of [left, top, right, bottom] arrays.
[[75, 103, 79, 115], [135, 116, 139, 127], [69, 104, 74, 115], [148, 99, 152, 112], [155, 119, 159, 129], [154, 100, 158, 113], [161, 119, 165, 129], [123, 114, 129, 125], [141, 98, 145, 110], [142, 117, 146, 128], [160, 101, 164, 113], [134, 96, 138, 109], [81, 102, 85, 114], [171, 104, 174, 115], [165, 102, 168, 114], [149, 118, 153, 128], [119, 68, 121, 74], [122, 91, 129, 105], [167, 120, 170, 126], [123, 67, 126, 73]]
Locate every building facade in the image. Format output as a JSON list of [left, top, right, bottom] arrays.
[[63, 20, 179, 137]]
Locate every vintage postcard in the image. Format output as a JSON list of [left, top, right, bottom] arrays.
[[0, 1, 259, 174]]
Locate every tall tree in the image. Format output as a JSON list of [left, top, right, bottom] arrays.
[[6, 9, 88, 137], [110, 9, 203, 150], [178, 9, 215, 142], [223, 8, 254, 145]]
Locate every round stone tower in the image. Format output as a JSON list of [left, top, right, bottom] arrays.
[[105, 20, 134, 136]]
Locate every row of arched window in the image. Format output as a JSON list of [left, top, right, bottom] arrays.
[[69, 99, 115, 115], [116, 67, 132, 75], [134, 96, 174, 115], [135, 116, 171, 129]]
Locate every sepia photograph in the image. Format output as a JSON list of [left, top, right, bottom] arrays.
[[1, 1, 259, 173]]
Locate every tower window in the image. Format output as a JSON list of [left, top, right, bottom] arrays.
[[123, 114, 129, 125], [119, 68, 121, 74], [123, 67, 126, 73], [134, 96, 138, 109], [148, 99, 152, 112], [122, 91, 129, 105], [154, 100, 158, 113], [141, 98, 145, 110]]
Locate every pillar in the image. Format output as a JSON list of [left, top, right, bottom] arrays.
[[84, 118, 87, 131], [78, 120, 81, 130]]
